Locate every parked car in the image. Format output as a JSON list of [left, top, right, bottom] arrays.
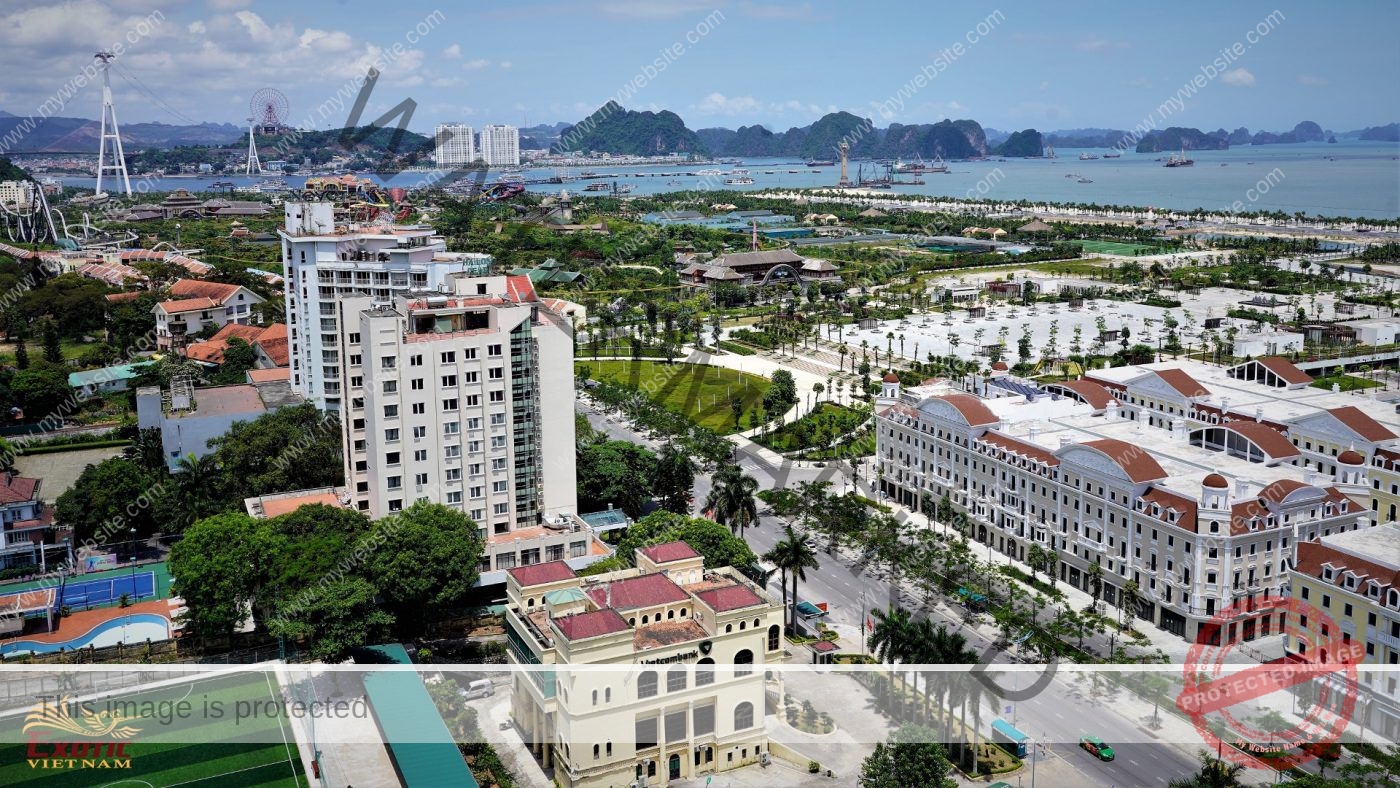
[[1079, 735, 1115, 761]]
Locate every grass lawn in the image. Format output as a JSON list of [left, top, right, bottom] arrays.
[[579, 360, 768, 434], [755, 402, 870, 454], [1311, 374, 1382, 392], [1075, 240, 1166, 256], [1017, 258, 1112, 276], [0, 671, 307, 788]]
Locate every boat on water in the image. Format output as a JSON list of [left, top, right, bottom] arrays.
[[210, 180, 235, 189], [787, 169, 801, 174], [805, 159, 835, 167], [1103, 151, 1122, 158], [1079, 153, 1100, 160], [579, 170, 597, 177], [614, 183, 634, 194], [763, 170, 776, 174], [729, 168, 750, 176], [894, 155, 949, 173], [583, 182, 610, 192], [723, 177, 754, 185], [1077, 177, 1094, 183], [1164, 146, 1194, 167]]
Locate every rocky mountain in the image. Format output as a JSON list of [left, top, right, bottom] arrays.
[[995, 129, 1044, 157], [1250, 121, 1326, 145], [0, 114, 243, 152], [1228, 127, 1252, 145], [694, 113, 989, 159], [1042, 128, 1131, 149], [1358, 123, 1399, 142], [556, 102, 707, 156], [1135, 126, 1230, 153]]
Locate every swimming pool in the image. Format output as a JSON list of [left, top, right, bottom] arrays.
[[0, 613, 170, 656]]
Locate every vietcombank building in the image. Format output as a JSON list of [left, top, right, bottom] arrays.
[[504, 542, 784, 787]]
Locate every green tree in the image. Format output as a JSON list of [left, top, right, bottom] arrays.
[[615, 511, 758, 571], [425, 677, 481, 745], [11, 364, 69, 416], [1167, 749, 1247, 788], [1119, 580, 1144, 630], [55, 457, 159, 546], [730, 397, 744, 428], [763, 524, 820, 633], [166, 453, 222, 532], [212, 337, 257, 384], [39, 317, 61, 364], [859, 724, 957, 788], [13, 326, 28, 370], [256, 504, 372, 628], [870, 605, 914, 717], [368, 502, 485, 638], [207, 403, 343, 506], [651, 442, 697, 514], [269, 576, 394, 664], [122, 427, 168, 475], [576, 438, 656, 518], [703, 463, 760, 539], [168, 513, 263, 639]]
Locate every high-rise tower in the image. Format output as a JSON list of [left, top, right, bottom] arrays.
[[94, 52, 131, 197]]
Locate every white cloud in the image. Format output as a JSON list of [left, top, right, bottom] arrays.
[[1298, 74, 1329, 86], [498, 60, 512, 69], [694, 92, 762, 115], [207, 0, 250, 9], [443, 43, 461, 59], [463, 58, 491, 69], [431, 76, 463, 88], [298, 28, 354, 52], [187, 21, 206, 35], [1222, 68, 1256, 87]]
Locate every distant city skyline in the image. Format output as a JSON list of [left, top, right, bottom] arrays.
[[1, 1, 1396, 135]]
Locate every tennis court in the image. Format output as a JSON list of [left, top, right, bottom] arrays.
[[0, 671, 308, 788], [60, 571, 156, 608]]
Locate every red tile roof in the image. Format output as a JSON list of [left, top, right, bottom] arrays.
[[1256, 356, 1313, 385], [1151, 368, 1210, 398], [980, 431, 1060, 466], [0, 474, 40, 505], [1328, 407, 1397, 443], [1053, 379, 1118, 411], [882, 372, 900, 383], [505, 275, 537, 303], [938, 393, 999, 427], [586, 573, 689, 611], [1079, 438, 1168, 483], [1141, 486, 1199, 532], [694, 583, 765, 613], [104, 291, 143, 304], [158, 297, 218, 314], [247, 367, 291, 383], [553, 608, 630, 642], [1256, 479, 1311, 505], [639, 541, 701, 564], [1296, 535, 1400, 593], [508, 561, 578, 587], [1215, 421, 1300, 460], [212, 323, 265, 342], [170, 279, 241, 304]]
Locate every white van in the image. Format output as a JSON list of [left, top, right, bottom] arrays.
[[462, 679, 494, 699]]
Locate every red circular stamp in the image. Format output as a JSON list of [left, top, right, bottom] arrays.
[[1176, 596, 1359, 769]]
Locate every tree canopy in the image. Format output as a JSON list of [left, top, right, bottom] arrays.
[[615, 511, 758, 572], [576, 438, 656, 518], [55, 457, 161, 547], [368, 502, 484, 637]]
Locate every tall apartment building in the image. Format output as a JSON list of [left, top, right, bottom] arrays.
[[278, 202, 491, 410], [479, 124, 520, 167], [1286, 522, 1400, 740], [504, 543, 782, 787], [337, 274, 584, 578], [434, 123, 476, 167], [875, 357, 1389, 643], [0, 180, 35, 208]]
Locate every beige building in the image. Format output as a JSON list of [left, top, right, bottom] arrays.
[[152, 279, 264, 350], [1287, 523, 1400, 740], [876, 357, 1388, 643], [337, 273, 598, 583], [505, 542, 783, 787]]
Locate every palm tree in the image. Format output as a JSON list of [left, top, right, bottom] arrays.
[[764, 525, 820, 633], [1119, 580, 1144, 631], [869, 605, 913, 717], [1087, 562, 1104, 613], [703, 464, 759, 539], [1167, 750, 1247, 788], [171, 453, 220, 532]]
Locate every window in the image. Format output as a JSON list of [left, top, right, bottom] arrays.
[[383, 404, 398, 418], [635, 717, 657, 751], [414, 449, 427, 462], [667, 666, 687, 693], [382, 380, 397, 394], [443, 398, 459, 411], [384, 428, 399, 442], [492, 458, 508, 471], [386, 476, 401, 490], [696, 658, 714, 686], [489, 367, 504, 380], [446, 491, 462, 503], [490, 413, 506, 426], [493, 480, 508, 493], [464, 371, 479, 383], [409, 354, 423, 366], [444, 422, 460, 435], [467, 417, 482, 430], [412, 425, 426, 439], [491, 435, 507, 449], [446, 468, 461, 481], [381, 357, 396, 370], [385, 451, 400, 465], [490, 390, 505, 403], [412, 403, 426, 416], [733, 702, 754, 731], [638, 671, 658, 699], [734, 649, 753, 677], [693, 704, 715, 737], [470, 486, 484, 499], [411, 378, 424, 390], [445, 445, 461, 459], [415, 473, 428, 485], [493, 502, 509, 515], [488, 343, 502, 357], [440, 351, 455, 364], [768, 624, 781, 651], [441, 375, 457, 387]]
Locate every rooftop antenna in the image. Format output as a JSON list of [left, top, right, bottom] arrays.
[[94, 52, 131, 197]]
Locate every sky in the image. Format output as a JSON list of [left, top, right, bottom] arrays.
[[1, 0, 1396, 134]]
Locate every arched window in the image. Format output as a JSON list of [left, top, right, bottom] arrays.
[[696, 658, 715, 686], [734, 701, 754, 730], [739, 621, 746, 630], [668, 609, 675, 619], [767, 624, 780, 651], [593, 744, 600, 760], [725, 624, 732, 633], [638, 671, 658, 699], [605, 687, 611, 702], [606, 742, 612, 757], [667, 665, 687, 693], [754, 618, 761, 628], [680, 607, 688, 617], [642, 614, 650, 624], [629, 617, 636, 626], [734, 649, 754, 677], [591, 689, 598, 705], [526, 597, 535, 607]]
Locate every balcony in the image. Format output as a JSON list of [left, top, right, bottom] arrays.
[[1376, 630, 1400, 650]]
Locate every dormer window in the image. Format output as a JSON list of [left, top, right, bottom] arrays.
[[1322, 565, 1335, 582], [1368, 581, 1381, 598], [1344, 574, 1357, 590]]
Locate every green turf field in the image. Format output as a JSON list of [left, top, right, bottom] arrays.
[[0, 672, 308, 788], [1075, 240, 1165, 256], [580, 360, 769, 433]]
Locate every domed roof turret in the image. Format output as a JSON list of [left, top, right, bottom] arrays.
[[1202, 473, 1229, 489]]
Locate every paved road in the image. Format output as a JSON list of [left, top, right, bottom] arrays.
[[580, 398, 1203, 786]]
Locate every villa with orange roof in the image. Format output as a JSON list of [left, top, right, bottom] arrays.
[[153, 279, 264, 349]]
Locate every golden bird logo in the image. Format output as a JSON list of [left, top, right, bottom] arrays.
[[23, 696, 141, 739]]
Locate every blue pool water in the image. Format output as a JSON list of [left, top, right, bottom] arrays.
[[0, 613, 169, 656]]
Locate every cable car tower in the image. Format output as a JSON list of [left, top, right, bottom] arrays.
[[94, 51, 131, 197]]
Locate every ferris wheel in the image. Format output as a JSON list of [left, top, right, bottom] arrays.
[[250, 88, 289, 134]]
